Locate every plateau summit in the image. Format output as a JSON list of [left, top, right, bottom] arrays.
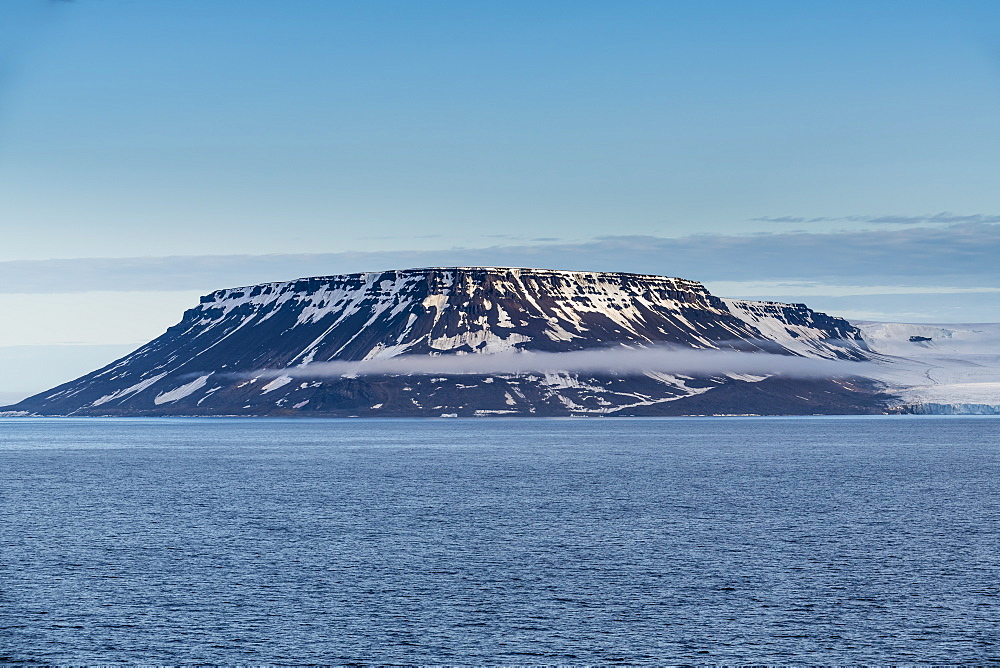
[[5, 267, 900, 417]]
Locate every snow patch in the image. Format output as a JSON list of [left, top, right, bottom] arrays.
[[429, 330, 531, 354], [154, 374, 212, 405], [260, 375, 293, 394], [92, 371, 169, 407], [422, 294, 449, 310]]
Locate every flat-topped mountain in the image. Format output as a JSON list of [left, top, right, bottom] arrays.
[[5, 267, 889, 416]]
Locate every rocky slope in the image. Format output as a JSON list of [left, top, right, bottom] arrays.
[[3, 267, 889, 416]]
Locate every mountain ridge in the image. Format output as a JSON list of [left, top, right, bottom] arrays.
[[3, 267, 889, 417]]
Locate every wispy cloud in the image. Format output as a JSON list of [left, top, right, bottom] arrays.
[[704, 281, 1000, 297], [0, 222, 997, 295], [864, 214, 1000, 225], [243, 346, 873, 380], [753, 212, 1000, 225]]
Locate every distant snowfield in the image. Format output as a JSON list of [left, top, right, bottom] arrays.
[[858, 322, 1000, 409]]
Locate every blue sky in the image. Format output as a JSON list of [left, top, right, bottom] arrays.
[[1, 0, 999, 402]]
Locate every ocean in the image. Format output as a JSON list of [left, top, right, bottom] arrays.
[[1, 416, 997, 664]]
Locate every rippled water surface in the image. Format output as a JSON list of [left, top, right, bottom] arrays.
[[1, 416, 998, 664]]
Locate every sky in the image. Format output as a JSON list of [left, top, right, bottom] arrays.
[[1, 0, 999, 403]]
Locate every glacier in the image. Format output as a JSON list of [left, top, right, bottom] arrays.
[[857, 322, 1000, 414]]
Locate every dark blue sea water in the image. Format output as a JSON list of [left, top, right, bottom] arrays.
[[0, 416, 998, 665]]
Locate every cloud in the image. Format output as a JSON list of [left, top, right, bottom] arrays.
[[754, 212, 1000, 225], [243, 345, 874, 380], [752, 216, 825, 223], [0, 221, 997, 295], [864, 213, 1000, 225], [704, 281, 1000, 297]]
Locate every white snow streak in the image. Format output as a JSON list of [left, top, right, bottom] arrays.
[[154, 373, 212, 405], [91, 371, 169, 407]]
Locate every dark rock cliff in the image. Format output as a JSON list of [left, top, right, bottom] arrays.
[[5, 267, 888, 416]]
